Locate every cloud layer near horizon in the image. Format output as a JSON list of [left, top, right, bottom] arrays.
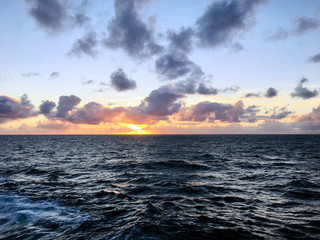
[[1, 92, 319, 133]]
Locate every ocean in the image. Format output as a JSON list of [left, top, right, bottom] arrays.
[[0, 135, 319, 239]]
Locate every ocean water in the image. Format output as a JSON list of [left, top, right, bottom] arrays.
[[0, 135, 319, 240]]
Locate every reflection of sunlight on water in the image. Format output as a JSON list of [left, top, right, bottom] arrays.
[[103, 189, 121, 194], [120, 124, 150, 134]]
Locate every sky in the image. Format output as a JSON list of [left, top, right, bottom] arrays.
[[0, 0, 319, 134]]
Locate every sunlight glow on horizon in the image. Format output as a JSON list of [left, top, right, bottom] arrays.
[[120, 124, 151, 135]]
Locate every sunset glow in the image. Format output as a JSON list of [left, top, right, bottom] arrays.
[[0, 0, 319, 134], [120, 124, 150, 135]]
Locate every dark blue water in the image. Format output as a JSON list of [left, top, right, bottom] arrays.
[[0, 135, 319, 239]]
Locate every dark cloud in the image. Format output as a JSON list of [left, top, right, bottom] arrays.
[[291, 78, 319, 99], [195, 0, 264, 48], [69, 31, 98, 57], [27, 0, 92, 35], [197, 83, 218, 95], [243, 105, 261, 123], [293, 16, 319, 35], [22, 72, 39, 77], [71, 0, 91, 27], [40, 87, 183, 125], [104, 0, 162, 59], [155, 52, 201, 80], [267, 16, 319, 41], [308, 53, 320, 63], [177, 100, 245, 123], [243, 92, 261, 98], [20, 94, 32, 106], [66, 102, 125, 125], [121, 87, 184, 124], [110, 69, 137, 91], [168, 27, 194, 53], [81, 79, 95, 85], [137, 86, 184, 117], [56, 95, 81, 118], [166, 78, 236, 96], [265, 87, 278, 98], [39, 100, 56, 116], [270, 106, 293, 120], [172, 79, 198, 94], [0, 95, 36, 123], [28, 0, 67, 31], [222, 86, 239, 92], [242, 88, 277, 98], [73, 12, 90, 27], [245, 105, 260, 114], [50, 72, 60, 78]]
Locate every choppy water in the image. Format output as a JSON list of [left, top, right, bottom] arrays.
[[0, 135, 319, 240]]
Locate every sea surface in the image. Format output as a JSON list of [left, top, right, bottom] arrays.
[[0, 135, 319, 240]]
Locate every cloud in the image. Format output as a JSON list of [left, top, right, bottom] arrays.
[[22, 72, 39, 77], [243, 88, 277, 98], [81, 79, 95, 85], [38, 87, 184, 125], [197, 83, 218, 95], [243, 104, 261, 123], [270, 106, 293, 120], [195, 0, 264, 48], [168, 27, 194, 53], [110, 69, 137, 91], [39, 100, 56, 116], [222, 86, 239, 92], [71, 0, 91, 27], [176, 100, 245, 123], [120, 87, 184, 124], [137, 86, 184, 117], [266, 28, 288, 41], [103, 0, 162, 59], [243, 92, 261, 98], [66, 102, 125, 125], [291, 78, 319, 99], [162, 78, 236, 96], [50, 72, 60, 78], [69, 31, 98, 57], [265, 87, 278, 98], [73, 12, 90, 27], [155, 52, 202, 80], [40, 86, 183, 125], [296, 105, 320, 122], [308, 53, 320, 63], [230, 42, 244, 52], [27, 0, 67, 32], [0, 94, 36, 123], [267, 16, 319, 41], [292, 121, 320, 132], [56, 95, 81, 118], [293, 16, 319, 35]]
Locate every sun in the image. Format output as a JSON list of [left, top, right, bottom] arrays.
[[120, 123, 150, 134]]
